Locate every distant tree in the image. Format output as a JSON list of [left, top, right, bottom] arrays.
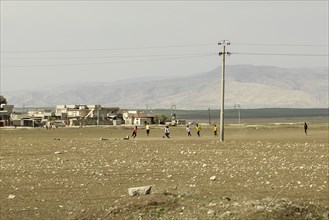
[[47, 116, 56, 121], [0, 95, 7, 105], [157, 114, 169, 124]]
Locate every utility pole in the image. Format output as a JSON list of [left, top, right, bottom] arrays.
[[97, 105, 100, 126], [218, 40, 231, 141]]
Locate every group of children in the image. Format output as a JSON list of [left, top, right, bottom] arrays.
[[133, 123, 309, 138], [186, 124, 218, 137], [131, 123, 219, 139]]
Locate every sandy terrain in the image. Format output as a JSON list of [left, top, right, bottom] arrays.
[[0, 123, 328, 219]]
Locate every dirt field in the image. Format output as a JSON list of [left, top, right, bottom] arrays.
[[1, 123, 328, 220]]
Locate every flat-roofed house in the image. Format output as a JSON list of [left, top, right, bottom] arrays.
[[0, 104, 14, 126], [56, 104, 121, 126]]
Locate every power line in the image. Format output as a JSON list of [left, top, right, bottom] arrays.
[[2, 52, 327, 68], [2, 51, 327, 62], [0, 43, 213, 54], [232, 52, 329, 56], [233, 43, 328, 47], [1, 54, 214, 68], [1, 52, 215, 60], [1, 42, 327, 54]]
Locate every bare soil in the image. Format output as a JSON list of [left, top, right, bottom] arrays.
[[1, 123, 328, 219]]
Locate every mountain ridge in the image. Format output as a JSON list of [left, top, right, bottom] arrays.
[[3, 65, 328, 109]]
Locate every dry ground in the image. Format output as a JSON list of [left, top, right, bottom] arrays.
[[0, 123, 328, 219]]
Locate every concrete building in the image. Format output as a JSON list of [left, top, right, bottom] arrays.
[[56, 105, 122, 126], [11, 108, 58, 127], [0, 104, 14, 126], [122, 110, 157, 125]]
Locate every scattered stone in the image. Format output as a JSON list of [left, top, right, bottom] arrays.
[[220, 211, 232, 218], [322, 211, 329, 220], [224, 197, 231, 201], [256, 205, 266, 211], [210, 176, 216, 181], [54, 151, 62, 155], [53, 138, 61, 140], [122, 136, 129, 140], [128, 185, 152, 196], [208, 202, 217, 207], [99, 137, 109, 141], [8, 194, 16, 199], [207, 209, 215, 215]]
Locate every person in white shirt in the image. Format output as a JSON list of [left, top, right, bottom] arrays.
[[186, 125, 192, 137], [164, 126, 170, 138]]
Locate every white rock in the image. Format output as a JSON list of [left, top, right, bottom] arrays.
[[128, 185, 152, 196], [220, 211, 231, 218], [209, 202, 217, 207], [256, 205, 266, 211], [207, 209, 215, 215], [210, 176, 217, 181], [8, 194, 16, 199]]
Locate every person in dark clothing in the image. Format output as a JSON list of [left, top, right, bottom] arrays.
[[132, 126, 137, 138], [304, 122, 308, 135]]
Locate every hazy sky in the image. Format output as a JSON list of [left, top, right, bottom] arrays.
[[1, 1, 328, 92]]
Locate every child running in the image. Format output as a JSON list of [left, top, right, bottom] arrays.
[[186, 125, 192, 136], [132, 126, 137, 138], [214, 124, 218, 137], [195, 124, 201, 137], [164, 126, 170, 138], [145, 123, 150, 136]]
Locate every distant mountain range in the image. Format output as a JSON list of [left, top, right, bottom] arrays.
[[3, 65, 328, 109]]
